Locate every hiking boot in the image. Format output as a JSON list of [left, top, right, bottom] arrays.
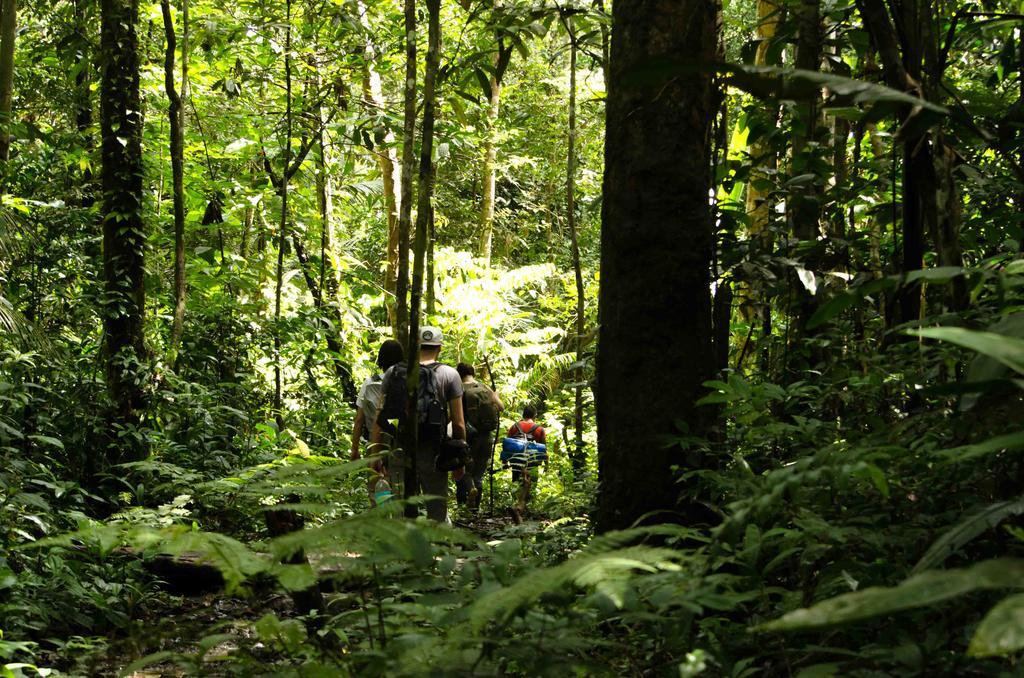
[[467, 487, 480, 511]]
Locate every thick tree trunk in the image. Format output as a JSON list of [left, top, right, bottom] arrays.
[[395, 0, 416, 344], [100, 0, 147, 459], [162, 0, 187, 354], [595, 0, 718, 533], [565, 29, 586, 475], [0, 0, 15, 163], [402, 0, 440, 518]]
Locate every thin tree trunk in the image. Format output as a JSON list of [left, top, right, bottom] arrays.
[[477, 67, 501, 265], [477, 0, 514, 265], [790, 0, 822, 344], [564, 24, 586, 475], [0, 0, 15, 163], [162, 0, 187, 354], [426, 203, 436, 315], [274, 0, 293, 421], [395, 0, 416, 344], [290, 235, 359, 402], [315, 76, 335, 300], [402, 0, 440, 518], [100, 0, 147, 461], [740, 0, 778, 331], [595, 0, 718, 533], [357, 0, 401, 326], [74, 0, 94, 207]]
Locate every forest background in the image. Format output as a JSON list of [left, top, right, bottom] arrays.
[[3, 0, 1024, 674]]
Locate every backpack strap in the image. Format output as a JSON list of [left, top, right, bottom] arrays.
[[511, 421, 524, 438]]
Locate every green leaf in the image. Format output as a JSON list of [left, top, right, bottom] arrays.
[[909, 327, 1024, 375], [904, 266, 966, 284], [969, 592, 1024, 657], [755, 559, 1024, 632], [273, 563, 317, 592], [27, 435, 63, 450], [807, 292, 858, 329], [934, 431, 1024, 464], [914, 498, 1024, 573]]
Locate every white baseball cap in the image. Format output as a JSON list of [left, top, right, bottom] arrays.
[[419, 326, 443, 346]]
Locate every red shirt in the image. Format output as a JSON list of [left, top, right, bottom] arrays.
[[508, 420, 545, 444]]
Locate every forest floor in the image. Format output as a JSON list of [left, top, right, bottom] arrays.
[[69, 509, 547, 677]]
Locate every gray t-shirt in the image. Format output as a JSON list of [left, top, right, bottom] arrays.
[[427, 362, 464, 403]]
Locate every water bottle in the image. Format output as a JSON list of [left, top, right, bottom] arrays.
[[373, 477, 393, 505]]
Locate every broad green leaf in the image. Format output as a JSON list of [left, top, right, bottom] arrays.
[[905, 266, 965, 284], [27, 435, 63, 449], [914, 498, 1024, 573], [969, 592, 1024, 656], [756, 559, 1024, 632], [807, 292, 858, 329], [934, 431, 1024, 463], [909, 327, 1024, 375]]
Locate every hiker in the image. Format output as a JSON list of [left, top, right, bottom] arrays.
[[455, 362, 503, 510], [505, 405, 546, 512], [370, 326, 466, 523], [350, 339, 404, 503]]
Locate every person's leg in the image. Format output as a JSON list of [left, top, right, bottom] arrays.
[[455, 467, 471, 504], [416, 445, 449, 522]]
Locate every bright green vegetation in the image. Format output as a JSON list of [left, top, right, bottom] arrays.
[[2, 0, 1024, 675]]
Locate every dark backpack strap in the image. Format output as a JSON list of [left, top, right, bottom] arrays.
[[511, 421, 524, 438]]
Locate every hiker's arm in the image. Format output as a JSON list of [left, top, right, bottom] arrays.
[[449, 396, 466, 441], [492, 390, 504, 412], [369, 416, 385, 454], [350, 407, 365, 460]]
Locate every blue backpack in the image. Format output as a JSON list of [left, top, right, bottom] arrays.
[[501, 422, 548, 467]]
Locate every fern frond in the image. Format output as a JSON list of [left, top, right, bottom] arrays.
[[460, 545, 682, 633]]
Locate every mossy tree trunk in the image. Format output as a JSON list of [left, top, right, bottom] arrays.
[[100, 0, 148, 460]]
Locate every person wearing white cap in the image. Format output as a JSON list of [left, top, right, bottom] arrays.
[[371, 326, 466, 523]]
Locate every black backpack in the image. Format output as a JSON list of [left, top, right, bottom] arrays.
[[377, 361, 447, 445]]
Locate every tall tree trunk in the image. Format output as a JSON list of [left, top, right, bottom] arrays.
[[357, 0, 401, 326], [595, 0, 718, 533], [162, 0, 187, 354], [402, 0, 440, 518], [0, 0, 15, 163], [100, 0, 147, 460], [855, 0, 939, 325], [477, 66, 501, 265], [74, 0, 94, 207], [395, 0, 416, 344], [315, 74, 335, 300], [274, 0, 293, 421], [739, 0, 778, 331], [477, 0, 515, 265], [565, 25, 586, 475], [790, 0, 822, 342], [426, 203, 436, 315]]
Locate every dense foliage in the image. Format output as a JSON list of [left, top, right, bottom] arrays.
[[2, 0, 1024, 675]]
